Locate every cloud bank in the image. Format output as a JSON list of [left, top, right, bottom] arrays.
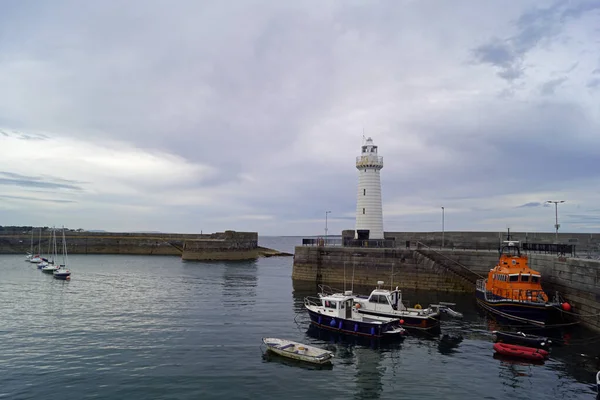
[[0, 0, 599, 235]]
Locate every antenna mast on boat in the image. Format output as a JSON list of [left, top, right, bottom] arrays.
[[351, 260, 356, 293], [390, 262, 394, 291], [343, 261, 346, 292]]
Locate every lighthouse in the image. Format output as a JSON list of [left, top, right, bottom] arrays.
[[355, 137, 384, 240]]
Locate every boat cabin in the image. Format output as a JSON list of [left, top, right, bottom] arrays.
[[366, 286, 404, 311], [485, 241, 549, 302], [319, 291, 354, 319]]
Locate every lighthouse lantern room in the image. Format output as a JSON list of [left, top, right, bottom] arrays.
[[355, 137, 384, 240]]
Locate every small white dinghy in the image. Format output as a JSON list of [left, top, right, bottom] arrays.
[[262, 338, 334, 365]]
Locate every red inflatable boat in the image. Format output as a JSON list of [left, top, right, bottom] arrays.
[[493, 343, 549, 361]]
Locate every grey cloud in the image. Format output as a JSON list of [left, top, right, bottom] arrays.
[[588, 78, 600, 89], [0, 171, 87, 185], [472, 1, 599, 82], [540, 77, 567, 95], [0, 171, 85, 191], [0, 194, 75, 203], [517, 202, 542, 208], [0, 129, 48, 140]]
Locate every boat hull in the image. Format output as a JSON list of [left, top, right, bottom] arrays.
[[476, 289, 559, 326], [492, 330, 551, 349], [493, 342, 548, 361], [53, 273, 70, 280], [262, 338, 333, 365], [306, 309, 404, 340], [355, 309, 440, 331]]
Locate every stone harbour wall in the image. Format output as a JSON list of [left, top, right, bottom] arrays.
[[292, 246, 473, 292], [0, 230, 267, 260]]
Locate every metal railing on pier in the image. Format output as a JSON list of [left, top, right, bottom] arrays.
[[522, 243, 575, 256], [343, 238, 396, 248], [302, 238, 343, 247]]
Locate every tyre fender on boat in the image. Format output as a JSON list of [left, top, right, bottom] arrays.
[[414, 304, 422, 309]]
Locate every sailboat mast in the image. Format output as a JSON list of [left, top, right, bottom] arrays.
[[62, 226, 68, 267], [38, 228, 42, 255]]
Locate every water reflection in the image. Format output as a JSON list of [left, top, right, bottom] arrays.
[[303, 326, 388, 400], [438, 334, 464, 356], [353, 345, 384, 400], [260, 350, 333, 371], [221, 260, 258, 309]]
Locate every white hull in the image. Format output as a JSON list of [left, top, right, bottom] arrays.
[[262, 338, 333, 365]]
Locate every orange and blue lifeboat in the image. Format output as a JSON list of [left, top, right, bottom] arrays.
[[475, 240, 567, 326]]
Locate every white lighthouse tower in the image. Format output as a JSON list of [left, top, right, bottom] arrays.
[[355, 137, 384, 240]]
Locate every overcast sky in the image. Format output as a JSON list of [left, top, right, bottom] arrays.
[[1, 0, 599, 235]]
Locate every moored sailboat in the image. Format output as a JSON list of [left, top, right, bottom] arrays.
[[53, 227, 71, 280], [41, 228, 59, 274]]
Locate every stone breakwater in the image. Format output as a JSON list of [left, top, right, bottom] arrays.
[[0, 230, 291, 261]]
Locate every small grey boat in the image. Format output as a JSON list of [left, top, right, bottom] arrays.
[[262, 337, 334, 365]]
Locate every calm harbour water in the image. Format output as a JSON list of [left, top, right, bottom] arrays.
[[1, 236, 599, 399]]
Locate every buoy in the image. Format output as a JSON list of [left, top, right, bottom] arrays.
[[399, 319, 405, 325], [330, 319, 336, 327], [355, 303, 361, 309], [561, 302, 572, 312]]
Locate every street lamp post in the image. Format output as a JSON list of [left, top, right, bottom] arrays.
[[441, 206, 445, 248], [325, 211, 331, 244], [546, 200, 565, 243]]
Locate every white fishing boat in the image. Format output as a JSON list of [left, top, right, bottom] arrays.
[[318, 282, 462, 331], [262, 338, 334, 365], [305, 291, 406, 339]]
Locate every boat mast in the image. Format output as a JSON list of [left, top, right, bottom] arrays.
[[62, 226, 68, 267]]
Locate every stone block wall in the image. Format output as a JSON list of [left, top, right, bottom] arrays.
[[292, 246, 473, 292], [0, 230, 258, 259], [528, 255, 600, 331], [181, 231, 258, 261]]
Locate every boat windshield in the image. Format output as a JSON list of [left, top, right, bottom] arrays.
[[501, 244, 521, 257], [368, 294, 390, 305]]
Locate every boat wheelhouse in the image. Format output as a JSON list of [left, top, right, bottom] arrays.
[[475, 240, 564, 326], [304, 291, 406, 339]]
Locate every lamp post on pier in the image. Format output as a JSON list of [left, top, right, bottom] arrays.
[[325, 211, 331, 244], [546, 200, 565, 243], [441, 206, 445, 248]]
